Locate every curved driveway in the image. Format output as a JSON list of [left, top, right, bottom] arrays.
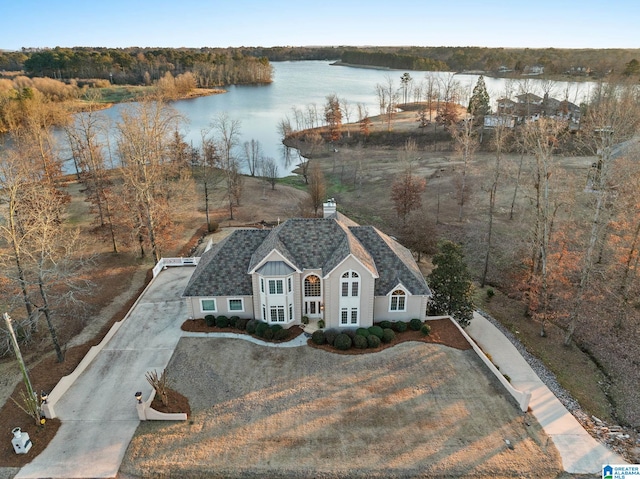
[[16, 267, 193, 479]]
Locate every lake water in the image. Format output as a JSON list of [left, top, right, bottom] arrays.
[[65, 61, 596, 176]]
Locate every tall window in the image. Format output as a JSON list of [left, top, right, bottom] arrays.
[[304, 275, 321, 296], [270, 305, 286, 322], [341, 307, 358, 325], [390, 289, 407, 312], [268, 279, 284, 295], [341, 271, 360, 297]]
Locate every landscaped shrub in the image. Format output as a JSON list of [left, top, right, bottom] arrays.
[[356, 328, 370, 337], [421, 324, 431, 336], [334, 333, 352, 350], [204, 315, 216, 327], [392, 321, 407, 333], [409, 318, 423, 331], [486, 288, 495, 299], [378, 320, 392, 329], [317, 319, 325, 329], [255, 322, 269, 338], [274, 328, 290, 341], [381, 328, 396, 343], [215, 316, 229, 328], [263, 327, 274, 340], [271, 324, 283, 333], [301, 316, 310, 325], [324, 328, 339, 346], [353, 334, 368, 349], [368, 326, 384, 339], [343, 329, 357, 340], [246, 319, 258, 334], [235, 318, 248, 331], [229, 316, 239, 327], [311, 330, 326, 345], [367, 334, 381, 348]]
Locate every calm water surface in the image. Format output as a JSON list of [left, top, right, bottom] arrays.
[[67, 61, 595, 176]]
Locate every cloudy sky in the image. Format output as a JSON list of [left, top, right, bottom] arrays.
[[2, 0, 639, 50]]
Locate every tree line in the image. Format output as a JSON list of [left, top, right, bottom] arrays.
[[0, 47, 272, 86]]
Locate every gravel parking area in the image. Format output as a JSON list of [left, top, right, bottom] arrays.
[[119, 338, 561, 478]]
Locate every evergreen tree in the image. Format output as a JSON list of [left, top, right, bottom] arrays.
[[468, 75, 491, 119], [427, 240, 474, 327]]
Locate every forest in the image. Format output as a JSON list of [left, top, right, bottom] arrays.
[[0, 47, 272, 86]]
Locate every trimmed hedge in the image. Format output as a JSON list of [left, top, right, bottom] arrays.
[[368, 326, 384, 339], [381, 328, 396, 343], [367, 335, 381, 348], [378, 320, 392, 329], [311, 330, 326, 345], [392, 321, 407, 333], [246, 319, 258, 334], [274, 328, 290, 341], [263, 327, 274, 340], [229, 316, 239, 327], [356, 328, 370, 337], [236, 318, 248, 331], [334, 333, 352, 350], [215, 316, 229, 328], [204, 314, 215, 327], [324, 328, 340, 346], [255, 321, 269, 338], [353, 334, 368, 349], [409, 318, 423, 331]]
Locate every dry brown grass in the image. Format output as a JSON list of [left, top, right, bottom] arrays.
[[120, 339, 562, 479]]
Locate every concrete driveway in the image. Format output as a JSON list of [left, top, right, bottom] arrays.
[[16, 267, 194, 479]]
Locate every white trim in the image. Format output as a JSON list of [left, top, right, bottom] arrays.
[[388, 287, 408, 313], [227, 298, 244, 313], [248, 249, 300, 274], [323, 253, 379, 280]]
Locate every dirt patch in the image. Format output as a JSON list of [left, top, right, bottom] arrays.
[[119, 339, 562, 478]]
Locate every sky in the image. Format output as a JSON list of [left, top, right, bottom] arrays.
[[1, 0, 639, 51]]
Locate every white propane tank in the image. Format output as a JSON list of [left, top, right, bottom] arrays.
[[11, 427, 32, 454]]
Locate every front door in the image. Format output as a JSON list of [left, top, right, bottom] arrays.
[[304, 300, 322, 318]]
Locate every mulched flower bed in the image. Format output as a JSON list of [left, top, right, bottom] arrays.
[[181, 318, 471, 352], [150, 388, 192, 417]]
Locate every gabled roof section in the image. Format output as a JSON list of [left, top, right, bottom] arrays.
[[183, 229, 269, 297], [248, 217, 376, 276], [349, 226, 431, 296]]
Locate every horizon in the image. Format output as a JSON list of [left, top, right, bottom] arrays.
[[2, 0, 639, 51]]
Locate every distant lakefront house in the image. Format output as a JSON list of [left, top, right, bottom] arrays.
[[486, 92, 581, 128], [183, 201, 432, 329]]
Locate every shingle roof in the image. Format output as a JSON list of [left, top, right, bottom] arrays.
[[183, 215, 430, 298], [349, 226, 431, 296], [183, 229, 269, 297]]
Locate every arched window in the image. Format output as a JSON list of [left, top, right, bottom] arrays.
[[341, 271, 360, 297], [304, 275, 321, 297], [390, 289, 406, 312]]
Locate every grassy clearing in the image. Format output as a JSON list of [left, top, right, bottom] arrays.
[[93, 85, 154, 103]]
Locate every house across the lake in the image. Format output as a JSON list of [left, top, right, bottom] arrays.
[[183, 200, 432, 329]]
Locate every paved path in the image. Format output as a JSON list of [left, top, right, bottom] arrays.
[[16, 267, 194, 479], [466, 312, 627, 474]]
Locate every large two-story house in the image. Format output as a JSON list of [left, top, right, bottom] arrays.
[[183, 201, 432, 329]]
